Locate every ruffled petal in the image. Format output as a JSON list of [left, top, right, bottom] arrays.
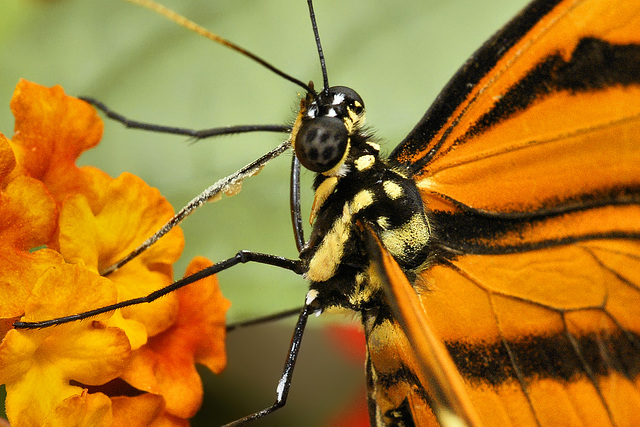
[[111, 394, 165, 427], [8, 79, 103, 203], [122, 257, 230, 419], [49, 391, 113, 427], [0, 263, 131, 427], [58, 172, 184, 337], [1, 80, 224, 426], [0, 175, 59, 321], [0, 133, 16, 184]]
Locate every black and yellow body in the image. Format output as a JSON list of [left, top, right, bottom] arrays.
[[292, 0, 640, 425], [291, 84, 441, 425], [294, 88, 432, 311]]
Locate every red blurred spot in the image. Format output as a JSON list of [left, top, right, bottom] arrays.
[[324, 324, 366, 364]]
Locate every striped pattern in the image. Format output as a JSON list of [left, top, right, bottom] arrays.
[[300, 0, 640, 424], [374, 0, 640, 424]]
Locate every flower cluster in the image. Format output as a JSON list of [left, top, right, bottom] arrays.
[[0, 80, 230, 426]]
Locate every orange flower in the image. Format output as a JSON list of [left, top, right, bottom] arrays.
[[0, 133, 60, 334], [0, 263, 131, 426], [122, 257, 230, 420], [0, 134, 16, 182], [8, 79, 103, 204], [58, 170, 184, 344], [0, 80, 229, 426]]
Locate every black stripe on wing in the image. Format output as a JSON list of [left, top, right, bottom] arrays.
[[390, 0, 561, 165]]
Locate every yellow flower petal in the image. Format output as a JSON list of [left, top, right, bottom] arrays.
[[106, 310, 149, 351], [49, 391, 113, 427], [59, 172, 184, 337], [148, 413, 189, 427], [0, 79, 214, 426], [0, 263, 131, 427]]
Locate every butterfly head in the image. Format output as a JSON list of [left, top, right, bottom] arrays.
[[293, 86, 365, 175]]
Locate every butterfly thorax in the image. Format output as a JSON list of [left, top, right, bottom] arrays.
[[293, 86, 433, 312]]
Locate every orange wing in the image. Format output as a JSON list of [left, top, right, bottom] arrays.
[[420, 242, 640, 425], [364, 227, 482, 427], [393, 0, 640, 215], [373, 0, 640, 425]]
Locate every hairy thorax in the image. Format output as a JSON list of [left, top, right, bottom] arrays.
[[300, 133, 433, 312]]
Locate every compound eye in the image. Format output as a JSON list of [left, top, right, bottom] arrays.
[[329, 86, 364, 115], [295, 116, 348, 173]]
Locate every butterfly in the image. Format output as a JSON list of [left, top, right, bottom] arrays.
[[8, 0, 640, 425]]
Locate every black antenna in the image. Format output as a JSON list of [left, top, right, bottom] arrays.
[[306, 0, 330, 95]]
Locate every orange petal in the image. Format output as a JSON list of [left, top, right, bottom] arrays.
[[59, 172, 185, 337], [110, 263, 180, 338], [179, 256, 230, 374], [2, 264, 131, 383], [0, 133, 16, 184], [109, 377, 198, 427], [51, 391, 113, 427], [8, 79, 103, 203], [92, 172, 184, 270], [0, 175, 57, 252], [111, 394, 165, 427], [0, 175, 59, 319], [106, 310, 149, 351], [148, 412, 190, 427], [122, 256, 230, 419], [77, 165, 118, 213], [57, 192, 100, 270], [0, 248, 62, 324]]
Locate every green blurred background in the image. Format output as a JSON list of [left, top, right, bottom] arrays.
[[0, 0, 530, 425]]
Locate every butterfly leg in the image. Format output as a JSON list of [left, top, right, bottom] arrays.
[[289, 155, 305, 252], [223, 303, 313, 427], [13, 251, 303, 329], [80, 96, 290, 138]]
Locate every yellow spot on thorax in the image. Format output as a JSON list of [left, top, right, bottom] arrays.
[[382, 180, 404, 199], [310, 176, 338, 225], [380, 213, 430, 258], [366, 141, 380, 151], [376, 216, 390, 229], [347, 270, 379, 307], [350, 189, 375, 214], [355, 154, 376, 171]]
